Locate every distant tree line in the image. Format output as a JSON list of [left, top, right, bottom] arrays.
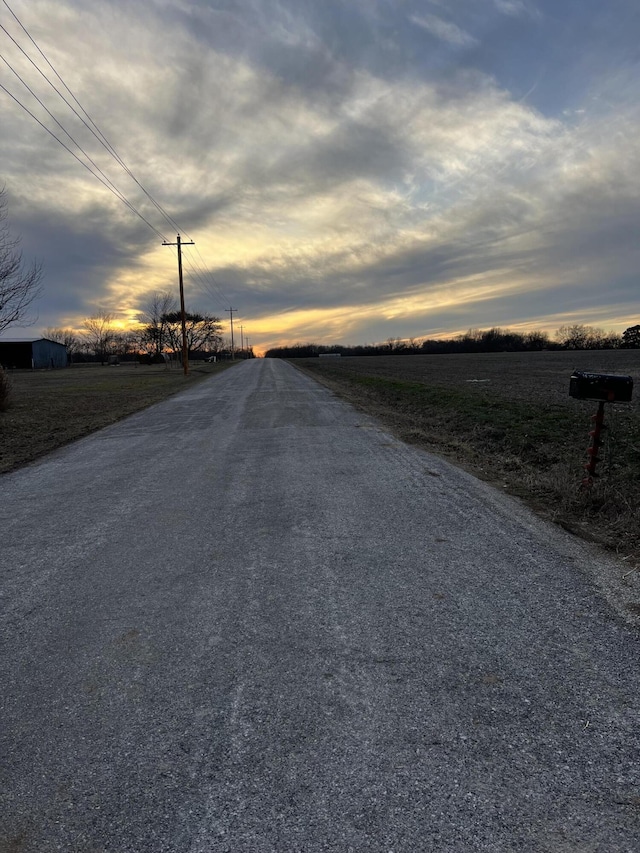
[[265, 323, 639, 359], [42, 292, 242, 364]]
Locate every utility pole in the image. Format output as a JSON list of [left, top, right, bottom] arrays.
[[162, 234, 194, 376], [226, 307, 238, 359], [240, 324, 244, 354]]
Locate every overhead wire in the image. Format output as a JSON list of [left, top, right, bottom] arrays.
[[1, 0, 185, 238], [192, 243, 233, 303], [0, 79, 167, 241], [0, 0, 241, 320], [0, 51, 169, 241], [182, 248, 232, 307], [182, 256, 235, 320], [0, 10, 177, 238]]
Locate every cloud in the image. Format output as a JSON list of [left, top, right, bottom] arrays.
[[219, 79, 640, 349], [409, 13, 477, 47], [1, 0, 639, 352], [493, 0, 540, 19]]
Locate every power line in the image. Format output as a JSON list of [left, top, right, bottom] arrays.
[[0, 0, 244, 317], [1, 1, 188, 240], [0, 51, 165, 238], [181, 255, 227, 310], [179, 243, 237, 318], [191, 243, 232, 301], [182, 258, 233, 315], [0, 4, 184, 238], [0, 79, 167, 240], [1, 1, 237, 305], [0, 6, 173, 238]]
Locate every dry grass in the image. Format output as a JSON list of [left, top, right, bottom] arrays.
[[295, 351, 640, 561], [0, 361, 236, 474]]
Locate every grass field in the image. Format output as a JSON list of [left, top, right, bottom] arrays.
[[0, 361, 236, 474], [295, 350, 640, 566]]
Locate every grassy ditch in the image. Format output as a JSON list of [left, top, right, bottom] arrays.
[[0, 361, 236, 474], [295, 353, 640, 562]]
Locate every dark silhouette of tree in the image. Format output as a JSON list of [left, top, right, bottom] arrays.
[[265, 324, 624, 359], [82, 312, 116, 365], [555, 324, 591, 349], [162, 311, 223, 356], [523, 331, 550, 350], [0, 188, 43, 333], [555, 323, 620, 350], [111, 331, 139, 359], [621, 325, 640, 348], [137, 291, 177, 356]]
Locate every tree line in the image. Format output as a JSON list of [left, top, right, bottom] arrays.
[[42, 292, 254, 364], [265, 324, 640, 359]]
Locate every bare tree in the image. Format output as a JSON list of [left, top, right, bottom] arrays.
[[0, 188, 43, 334], [523, 331, 550, 350], [43, 327, 80, 361], [138, 291, 177, 356], [82, 312, 116, 364], [556, 324, 621, 350], [162, 311, 223, 357], [111, 330, 138, 359]]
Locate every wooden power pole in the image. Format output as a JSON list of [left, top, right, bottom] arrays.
[[162, 234, 194, 375], [226, 307, 238, 359]]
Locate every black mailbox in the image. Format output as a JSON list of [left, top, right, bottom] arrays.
[[569, 371, 633, 402]]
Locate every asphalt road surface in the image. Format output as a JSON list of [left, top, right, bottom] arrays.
[[1, 358, 639, 852]]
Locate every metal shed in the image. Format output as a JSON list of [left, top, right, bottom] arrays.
[[0, 337, 68, 369]]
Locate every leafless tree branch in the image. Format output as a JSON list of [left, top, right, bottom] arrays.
[[0, 188, 43, 334]]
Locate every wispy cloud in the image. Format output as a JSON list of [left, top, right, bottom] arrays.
[[409, 12, 477, 47], [494, 0, 539, 19]]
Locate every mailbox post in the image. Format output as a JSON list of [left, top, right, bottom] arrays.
[[569, 371, 633, 487]]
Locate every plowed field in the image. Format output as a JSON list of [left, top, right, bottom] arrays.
[[295, 350, 640, 561]]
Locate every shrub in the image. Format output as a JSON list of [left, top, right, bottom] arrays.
[[0, 366, 11, 411], [137, 353, 168, 365]]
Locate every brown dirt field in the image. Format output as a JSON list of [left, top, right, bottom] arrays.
[[295, 350, 640, 571], [302, 350, 640, 407]]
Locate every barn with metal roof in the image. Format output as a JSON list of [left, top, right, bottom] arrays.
[[0, 337, 68, 369]]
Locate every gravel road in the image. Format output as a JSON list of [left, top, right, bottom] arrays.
[[1, 358, 639, 852]]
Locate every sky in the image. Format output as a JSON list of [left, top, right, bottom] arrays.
[[1, 0, 639, 354]]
